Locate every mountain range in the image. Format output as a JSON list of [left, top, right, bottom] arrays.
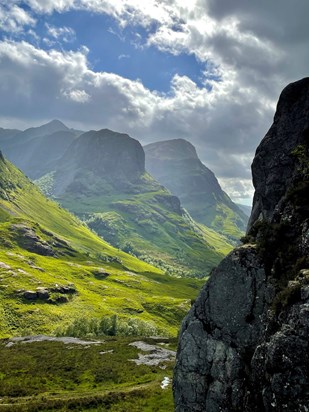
[[0, 150, 203, 338], [0, 120, 247, 277]]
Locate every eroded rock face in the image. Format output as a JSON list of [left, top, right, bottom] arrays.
[[173, 78, 309, 411]]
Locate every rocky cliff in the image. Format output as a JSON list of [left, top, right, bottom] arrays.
[[173, 78, 309, 411]]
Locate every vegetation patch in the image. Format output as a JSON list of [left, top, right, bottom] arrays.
[[0, 337, 175, 411]]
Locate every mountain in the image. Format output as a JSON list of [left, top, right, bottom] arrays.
[[0, 120, 82, 179], [174, 78, 309, 411], [37, 129, 233, 277], [236, 203, 252, 217], [144, 139, 248, 243], [0, 127, 21, 141], [0, 151, 203, 338]]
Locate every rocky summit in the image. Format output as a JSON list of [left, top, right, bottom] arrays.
[[173, 78, 309, 411]]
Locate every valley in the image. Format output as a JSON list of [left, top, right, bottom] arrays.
[[0, 120, 246, 411]]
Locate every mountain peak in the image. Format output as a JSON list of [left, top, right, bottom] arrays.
[[51, 128, 145, 196], [45, 119, 68, 129], [22, 119, 69, 138], [145, 138, 198, 161], [145, 138, 248, 239], [39, 119, 69, 133]]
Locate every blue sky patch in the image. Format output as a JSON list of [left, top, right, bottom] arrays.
[[0, 8, 206, 93]]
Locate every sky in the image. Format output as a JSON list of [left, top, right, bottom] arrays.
[[0, 1, 308, 205]]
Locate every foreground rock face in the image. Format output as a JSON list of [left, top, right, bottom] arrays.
[[173, 78, 309, 411]]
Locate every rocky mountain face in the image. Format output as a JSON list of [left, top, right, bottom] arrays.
[[51, 129, 146, 196], [144, 139, 247, 243], [0, 120, 80, 179], [173, 78, 309, 411]]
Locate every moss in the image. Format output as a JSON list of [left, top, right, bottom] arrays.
[[272, 283, 302, 314], [248, 219, 308, 314]]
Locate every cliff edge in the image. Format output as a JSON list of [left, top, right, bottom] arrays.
[[173, 78, 309, 411]]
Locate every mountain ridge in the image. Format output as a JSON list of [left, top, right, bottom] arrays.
[[37, 129, 233, 277]]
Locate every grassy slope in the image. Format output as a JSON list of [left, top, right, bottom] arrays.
[[184, 196, 246, 241], [52, 172, 232, 278], [0, 157, 203, 338]]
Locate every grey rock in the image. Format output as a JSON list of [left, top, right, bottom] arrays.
[[174, 78, 309, 411], [36, 287, 50, 300], [129, 341, 176, 366], [5, 335, 100, 346], [23, 290, 37, 300]]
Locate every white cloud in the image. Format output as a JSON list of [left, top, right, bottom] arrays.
[[0, 3, 36, 32], [64, 89, 90, 103], [45, 23, 76, 43], [118, 54, 130, 60], [218, 178, 254, 205], [0, 0, 308, 202]]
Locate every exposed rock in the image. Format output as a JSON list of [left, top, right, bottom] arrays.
[[173, 78, 309, 411], [129, 341, 176, 366], [0, 262, 11, 269], [19, 284, 76, 303], [92, 268, 110, 279], [36, 287, 50, 300], [50, 284, 76, 294], [12, 224, 55, 256], [23, 290, 37, 300], [5, 335, 100, 347]]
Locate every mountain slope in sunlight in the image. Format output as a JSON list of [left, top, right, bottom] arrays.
[[0, 151, 203, 338], [37, 129, 233, 277], [144, 139, 248, 243]]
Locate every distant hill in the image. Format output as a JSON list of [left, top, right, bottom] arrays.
[[0, 120, 82, 179], [236, 203, 252, 217], [0, 151, 203, 338], [37, 129, 233, 277], [144, 139, 248, 242]]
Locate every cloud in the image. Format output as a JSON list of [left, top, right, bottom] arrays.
[[45, 23, 76, 43], [0, 3, 36, 32], [218, 178, 254, 204], [0, 0, 308, 202], [64, 89, 90, 103], [118, 54, 130, 60]]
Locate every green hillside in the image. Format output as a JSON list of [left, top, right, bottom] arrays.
[[0, 152, 203, 338], [37, 129, 233, 277]]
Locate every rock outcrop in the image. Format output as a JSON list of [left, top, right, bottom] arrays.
[[173, 78, 309, 411]]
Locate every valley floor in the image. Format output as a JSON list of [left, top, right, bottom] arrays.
[[0, 336, 176, 411]]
